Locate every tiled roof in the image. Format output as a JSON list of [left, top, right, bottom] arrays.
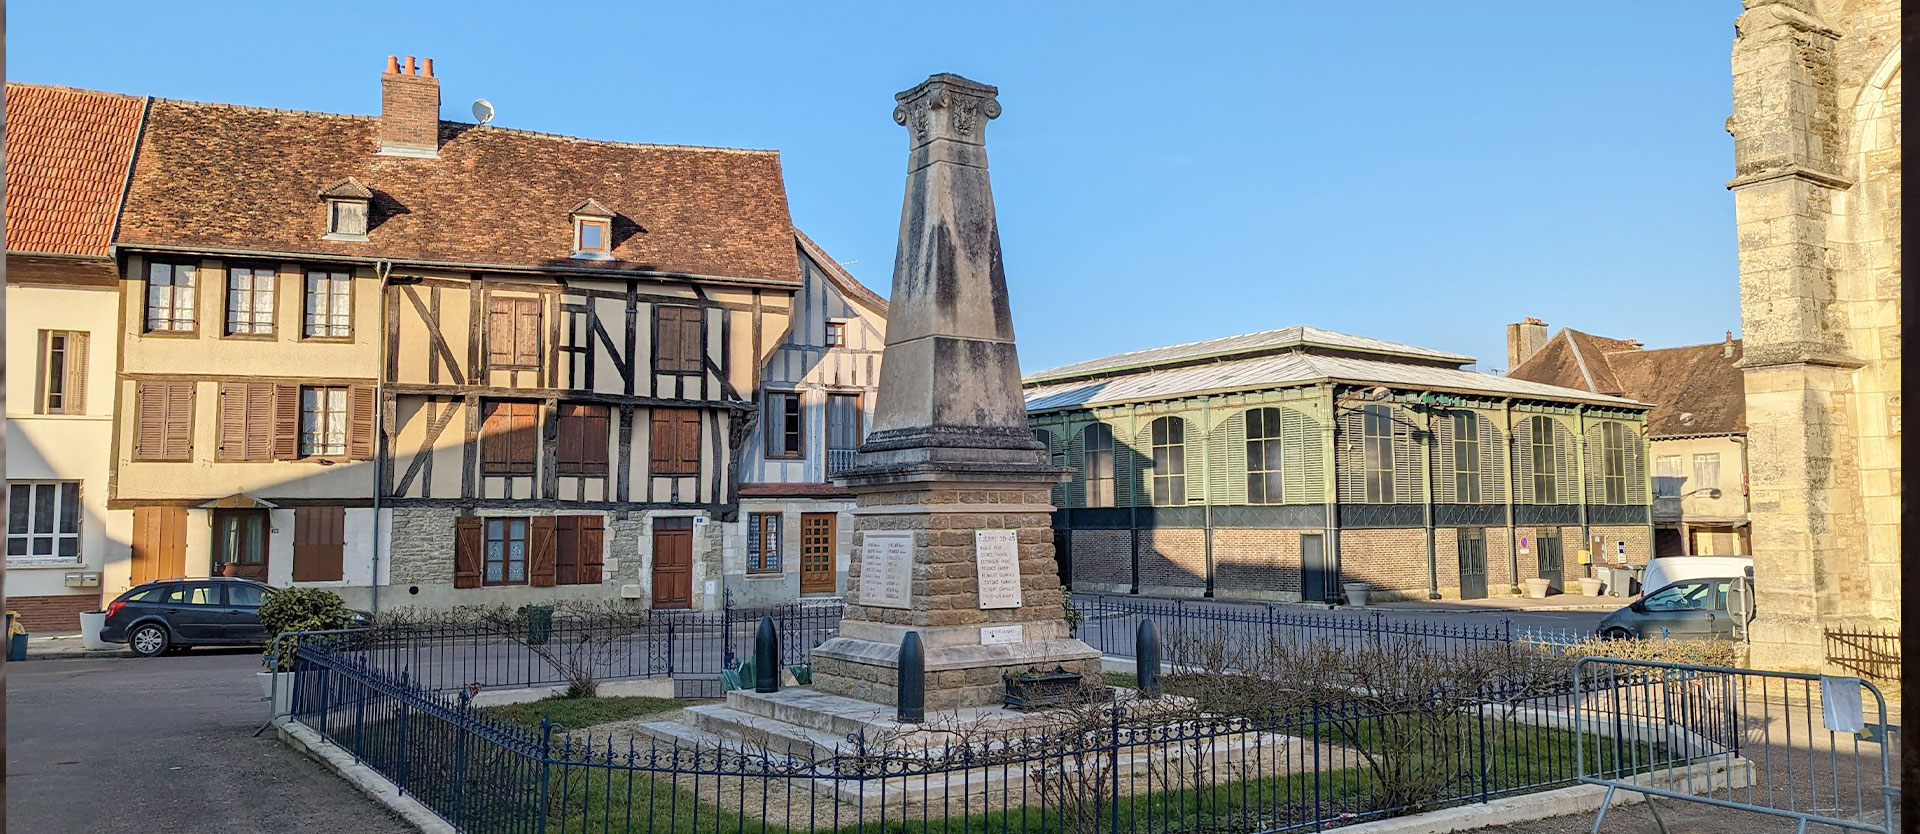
[[319, 177, 374, 199], [1025, 349, 1645, 412], [1508, 329, 1745, 437], [1024, 325, 1473, 384], [116, 97, 802, 285], [3, 84, 147, 257]]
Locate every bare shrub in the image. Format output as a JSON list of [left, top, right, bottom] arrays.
[[376, 601, 652, 698]]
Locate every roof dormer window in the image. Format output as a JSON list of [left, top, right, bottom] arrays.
[[570, 199, 616, 260], [320, 178, 373, 241]]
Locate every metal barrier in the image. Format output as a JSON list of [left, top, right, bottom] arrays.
[[1575, 656, 1900, 834]]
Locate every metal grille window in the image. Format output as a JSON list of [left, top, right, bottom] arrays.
[[484, 518, 529, 585], [1149, 417, 1186, 507], [6, 481, 80, 564], [304, 270, 353, 338], [1530, 416, 1558, 504], [747, 513, 781, 574], [1452, 412, 1481, 503], [1081, 424, 1115, 508], [1363, 405, 1395, 503], [225, 266, 276, 336], [300, 387, 349, 457], [145, 262, 197, 332], [826, 393, 860, 474], [1654, 455, 1684, 497], [1245, 408, 1285, 505], [1601, 422, 1627, 504], [1692, 454, 1721, 495], [766, 392, 804, 459]]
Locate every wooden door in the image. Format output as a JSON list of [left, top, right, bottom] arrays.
[[292, 506, 345, 582], [799, 513, 836, 595], [651, 518, 694, 609], [213, 509, 269, 582], [131, 507, 187, 585], [1457, 528, 1488, 600]]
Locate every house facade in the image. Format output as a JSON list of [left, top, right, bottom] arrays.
[[2, 86, 144, 630], [1505, 320, 1750, 559], [1024, 327, 1653, 603], [729, 232, 888, 607], [5, 56, 889, 616]]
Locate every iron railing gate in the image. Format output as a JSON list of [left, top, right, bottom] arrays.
[[1574, 657, 1900, 834]]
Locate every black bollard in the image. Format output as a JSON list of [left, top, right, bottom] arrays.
[[754, 615, 780, 693], [897, 631, 925, 723], [1136, 618, 1160, 696]]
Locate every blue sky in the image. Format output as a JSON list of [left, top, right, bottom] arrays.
[[10, 1, 1744, 374]]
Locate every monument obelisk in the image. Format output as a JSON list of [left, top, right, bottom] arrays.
[[812, 74, 1100, 711]]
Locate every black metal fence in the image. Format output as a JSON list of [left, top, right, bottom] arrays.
[[1825, 627, 1901, 682]]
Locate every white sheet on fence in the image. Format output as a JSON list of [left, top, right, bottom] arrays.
[[1819, 675, 1865, 733]]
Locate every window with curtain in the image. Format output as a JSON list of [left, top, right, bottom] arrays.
[[304, 270, 352, 338], [300, 387, 349, 457], [226, 265, 276, 336], [484, 518, 529, 585], [747, 513, 781, 574], [146, 262, 197, 332], [1692, 454, 1721, 494]]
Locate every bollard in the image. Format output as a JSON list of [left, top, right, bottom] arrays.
[[897, 631, 925, 723], [1136, 617, 1160, 696], [754, 615, 780, 693]]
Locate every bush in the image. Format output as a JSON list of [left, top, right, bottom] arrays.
[[1061, 587, 1083, 632], [259, 588, 354, 671]]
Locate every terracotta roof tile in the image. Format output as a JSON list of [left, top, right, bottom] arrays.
[[4, 84, 147, 257], [116, 97, 801, 285], [319, 177, 374, 199], [1509, 329, 1745, 438]]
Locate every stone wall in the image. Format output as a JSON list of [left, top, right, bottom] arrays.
[[381, 506, 658, 611]]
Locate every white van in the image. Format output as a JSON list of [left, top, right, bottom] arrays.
[[1638, 555, 1753, 598]]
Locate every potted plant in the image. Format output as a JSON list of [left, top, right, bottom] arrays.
[[1523, 578, 1553, 599], [1342, 582, 1371, 608], [257, 588, 355, 717], [1577, 576, 1605, 596]]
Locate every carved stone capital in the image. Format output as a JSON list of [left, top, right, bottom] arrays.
[[892, 73, 1001, 146]]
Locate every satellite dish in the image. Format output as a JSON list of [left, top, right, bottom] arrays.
[[471, 99, 495, 126]]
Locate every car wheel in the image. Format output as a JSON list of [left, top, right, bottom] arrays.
[[1600, 627, 1635, 641], [129, 623, 171, 657]]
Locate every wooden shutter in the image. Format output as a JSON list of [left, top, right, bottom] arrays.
[[136, 381, 195, 461], [349, 384, 376, 460], [487, 298, 514, 367], [274, 384, 300, 459], [680, 308, 704, 373], [578, 515, 605, 584], [553, 515, 580, 586], [482, 402, 538, 474], [453, 516, 483, 589], [654, 306, 681, 372], [677, 410, 701, 473], [650, 408, 699, 475], [557, 404, 609, 474], [528, 516, 557, 587], [514, 298, 542, 367], [218, 383, 248, 461], [292, 506, 346, 582], [64, 332, 88, 414]]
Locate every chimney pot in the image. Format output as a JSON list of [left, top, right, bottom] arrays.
[[405, 56, 416, 75], [380, 53, 441, 157], [386, 55, 400, 74], [423, 58, 434, 77]]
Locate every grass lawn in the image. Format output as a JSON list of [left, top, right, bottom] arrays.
[[480, 694, 687, 732]]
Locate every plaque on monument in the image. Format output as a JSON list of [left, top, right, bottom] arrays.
[[859, 531, 915, 609], [974, 529, 1023, 609]]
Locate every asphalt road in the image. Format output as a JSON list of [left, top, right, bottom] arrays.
[[6, 649, 412, 834]]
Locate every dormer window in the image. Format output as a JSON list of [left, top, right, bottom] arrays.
[[570, 199, 616, 260], [320, 178, 373, 241]]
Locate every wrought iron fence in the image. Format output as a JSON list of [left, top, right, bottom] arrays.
[[1825, 628, 1901, 682], [288, 637, 1629, 834]]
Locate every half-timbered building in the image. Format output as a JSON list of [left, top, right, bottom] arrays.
[[1024, 327, 1655, 603]]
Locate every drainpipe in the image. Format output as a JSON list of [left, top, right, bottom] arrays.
[[1200, 396, 1214, 598], [1128, 405, 1140, 595], [1423, 402, 1439, 600], [1502, 399, 1518, 595], [370, 259, 392, 617]]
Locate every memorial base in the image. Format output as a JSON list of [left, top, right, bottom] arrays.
[[811, 620, 1101, 712]]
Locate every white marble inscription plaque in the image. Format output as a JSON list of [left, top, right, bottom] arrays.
[[859, 532, 915, 609], [974, 529, 1023, 609], [980, 625, 1024, 646]]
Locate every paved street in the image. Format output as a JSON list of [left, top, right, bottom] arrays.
[[7, 650, 411, 834]]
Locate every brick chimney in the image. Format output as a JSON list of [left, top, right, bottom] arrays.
[[1724, 330, 1736, 358], [379, 55, 440, 158], [1505, 317, 1549, 370]]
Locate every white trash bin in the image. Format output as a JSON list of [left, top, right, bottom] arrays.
[[79, 611, 109, 651]]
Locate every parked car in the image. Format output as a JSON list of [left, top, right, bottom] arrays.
[[99, 578, 366, 657], [1596, 576, 1750, 640], [1637, 555, 1753, 600]]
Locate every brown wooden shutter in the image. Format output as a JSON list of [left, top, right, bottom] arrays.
[[553, 515, 579, 585], [292, 506, 346, 582], [649, 409, 674, 472], [512, 403, 538, 473], [453, 516, 483, 589], [274, 384, 301, 459], [244, 384, 276, 461], [487, 298, 514, 367], [135, 382, 163, 460], [481, 402, 507, 471], [527, 516, 557, 587], [349, 384, 376, 460], [578, 515, 605, 584], [515, 298, 542, 366], [217, 383, 246, 461], [556, 404, 609, 474], [676, 410, 701, 473], [161, 381, 194, 461], [64, 332, 88, 415], [680, 309, 704, 373]]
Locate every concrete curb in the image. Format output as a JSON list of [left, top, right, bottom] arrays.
[[1329, 758, 1751, 833], [275, 717, 455, 834]]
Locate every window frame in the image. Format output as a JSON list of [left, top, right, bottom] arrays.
[[824, 321, 846, 347], [575, 217, 611, 255], [1452, 411, 1482, 503], [764, 391, 805, 460], [298, 386, 351, 459], [223, 264, 278, 339], [747, 512, 782, 575], [1654, 455, 1684, 498], [650, 408, 702, 476], [1148, 416, 1186, 507], [555, 403, 611, 475], [652, 305, 706, 375], [1601, 422, 1627, 505], [487, 295, 543, 371], [302, 269, 355, 341], [483, 517, 531, 586], [38, 330, 87, 416], [1362, 405, 1396, 504], [1081, 424, 1116, 508], [1244, 408, 1285, 506], [5, 480, 82, 565], [1692, 453, 1721, 496], [481, 400, 542, 475], [1530, 416, 1558, 504], [144, 261, 199, 335], [326, 198, 370, 239]]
